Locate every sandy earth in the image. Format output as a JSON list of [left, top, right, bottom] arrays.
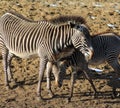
[[0, 0, 120, 108]]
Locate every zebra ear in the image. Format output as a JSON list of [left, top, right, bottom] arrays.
[[68, 21, 76, 28]]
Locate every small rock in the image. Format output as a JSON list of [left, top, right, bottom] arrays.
[[16, 3, 23, 8]]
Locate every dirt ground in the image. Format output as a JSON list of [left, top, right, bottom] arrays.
[[0, 0, 120, 108]]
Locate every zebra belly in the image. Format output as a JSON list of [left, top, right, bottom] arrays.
[[89, 58, 105, 66], [53, 48, 75, 61], [9, 50, 38, 58]]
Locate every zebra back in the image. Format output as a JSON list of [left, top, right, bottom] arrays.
[[0, 11, 92, 61]]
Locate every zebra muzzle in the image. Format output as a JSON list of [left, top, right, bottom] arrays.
[[84, 47, 94, 61]]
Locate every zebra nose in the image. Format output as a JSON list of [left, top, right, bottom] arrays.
[[89, 46, 94, 58], [85, 47, 94, 61]]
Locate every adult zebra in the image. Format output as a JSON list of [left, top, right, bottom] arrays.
[[0, 11, 94, 100]]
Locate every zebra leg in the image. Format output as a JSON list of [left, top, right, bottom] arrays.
[[67, 71, 76, 102], [46, 62, 54, 98], [1, 47, 9, 89], [57, 61, 67, 87], [83, 69, 98, 98], [7, 52, 14, 81], [108, 59, 120, 98], [37, 58, 47, 100], [52, 64, 61, 87]]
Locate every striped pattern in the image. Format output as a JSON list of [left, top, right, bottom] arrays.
[[90, 33, 120, 97], [50, 32, 120, 100], [0, 11, 93, 99]]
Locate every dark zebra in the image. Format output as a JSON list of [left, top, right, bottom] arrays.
[[89, 32, 120, 98], [0, 11, 93, 99]]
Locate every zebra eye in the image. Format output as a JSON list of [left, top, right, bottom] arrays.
[[79, 27, 83, 32]]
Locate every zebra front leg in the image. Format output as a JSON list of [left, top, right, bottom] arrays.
[[83, 69, 98, 98], [57, 61, 67, 88], [67, 71, 76, 102], [52, 64, 60, 87], [37, 58, 47, 100], [46, 62, 54, 98]]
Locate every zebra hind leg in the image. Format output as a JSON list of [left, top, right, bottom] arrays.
[[67, 71, 76, 103], [6, 52, 17, 89], [83, 69, 98, 98], [7, 52, 14, 82], [37, 58, 47, 101], [108, 59, 120, 98], [1, 47, 10, 89]]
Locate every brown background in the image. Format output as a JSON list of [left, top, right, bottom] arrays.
[[0, 0, 120, 108]]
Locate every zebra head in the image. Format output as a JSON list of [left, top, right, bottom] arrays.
[[69, 22, 93, 61]]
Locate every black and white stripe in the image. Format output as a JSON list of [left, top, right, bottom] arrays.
[[0, 11, 93, 99]]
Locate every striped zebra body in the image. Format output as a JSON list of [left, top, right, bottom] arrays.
[[0, 14, 72, 60], [0, 11, 93, 99], [90, 33, 120, 66], [50, 32, 120, 100]]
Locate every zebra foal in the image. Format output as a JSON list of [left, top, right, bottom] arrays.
[[0, 11, 93, 99]]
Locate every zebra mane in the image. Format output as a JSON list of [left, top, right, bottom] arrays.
[[5, 11, 45, 23], [49, 15, 86, 25]]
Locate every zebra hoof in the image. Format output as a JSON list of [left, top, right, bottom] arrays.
[[10, 78, 15, 82], [66, 97, 71, 103], [111, 94, 116, 99], [5, 85, 11, 90], [36, 95, 44, 101], [111, 90, 118, 99], [93, 92, 99, 99], [48, 92, 54, 98], [9, 81, 17, 89], [111, 93, 118, 99], [8, 77, 13, 82]]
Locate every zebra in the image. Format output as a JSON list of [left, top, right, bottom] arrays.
[[49, 31, 120, 100], [0, 11, 94, 100], [46, 51, 98, 102]]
